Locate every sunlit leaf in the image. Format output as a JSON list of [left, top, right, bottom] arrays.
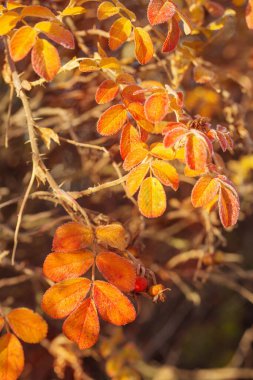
[[151, 159, 179, 190], [120, 123, 142, 160], [43, 250, 94, 282], [109, 17, 132, 50], [134, 27, 154, 65], [63, 298, 99, 349], [61, 6, 86, 16], [218, 186, 240, 228], [9, 26, 37, 61], [147, 0, 176, 26], [123, 147, 149, 171], [126, 163, 149, 196], [42, 278, 91, 319], [185, 134, 208, 171], [127, 102, 154, 133], [138, 177, 166, 218], [0, 334, 24, 380], [0, 317, 4, 333], [53, 222, 94, 252], [100, 57, 121, 71], [246, 0, 253, 29], [7, 308, 47, 344], [150, 142, 174, 160], [95, 79, 119, 104], [191, 175, 220, 208], [121, 85, 145, 106], [0, 11, 20, 36], [93, 281, 136, 325], [162, 17, 180, 53], [96, 252, 136, 292], [35, 21, 75, 49], [97, 1, 119, 20], [21, 5, 56, 19], [97, 104, 127, 136], [31, 38, 60, 81], [96, 224, 129, 250], [144, 93, 168, 123], [163, 124, 187, 148], [79, 58, 100, 72]]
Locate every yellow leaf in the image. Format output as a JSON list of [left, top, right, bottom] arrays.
[[138, 177, 166, 218]]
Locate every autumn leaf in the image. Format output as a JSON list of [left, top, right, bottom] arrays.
[[31, 38, 60, 81], [79, 58, 100, 72], [162, 17, 180, 53], [61, 6, 86, 16], [246, 0, 253, 29], [151, 159, 179, 190], [21, 5, 56, 19], [127, 102, 154, 133], [191, 175, 220, 208], [0, 333, 24, 380], [163, 123, 187, 148], [43, 250, 94, 282], [147, 0, 176, 26], [52, 222, 94, 252], [9, 26, 37, 61], [42, 278, 91, 319], [97, 104, 127, 136], [120, 123, 142, 160], [126, 163, 149, 196], [96, 252, 136, 292], [134, 27, 154, 65], [37, 127, 60, 150], [63, 298, 99, 349], [144, 92, 168, 123], [0, 317, 4, 333], [218, 186, 240, 228], [123, 147, 149, 171], [35, 21, 75, 49], [0, 11, 21, 36], [109, 17, 132, 50], [7, 308, 47, 344], [95, 79, 119, 104], [121, 85, 145, 106], [97, 1, 120, 20], [96, 224, 129, 250], [150, 142, 175, 160], [185, 134, 209, 171], [93, 281, 136, 325], [138, 177, 166, 218]]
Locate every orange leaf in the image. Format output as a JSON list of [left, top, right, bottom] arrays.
[[150, 142, 174, 160], [151, 159, 179, 190], [126, 163, 149, 196], [97, 104, 127, 136], [147, 0, 176, 26], [0, 11, 21, 36], [109, 17, 132, 50], [35, 21, 75, 49], [79, 58, 100, 72], [144, 93, 168, 123], [162, 17, 180, 53], [138, 177, 166, 218], [61, 6, 86, 16], [186, 134, 210, 171], [52, 222, 94, 252], [134, 27, 154, 65], [42, 278, 91, 319], [96, 223, 129, 250], [43, 250, 94, 282], [7, 308, 47, 344], [191, 175, 220, 208], [246, 0, 253, 29], [127, 102, 154, 133], [0, 317, 4, 333], [93, 281, 136, 325], [121, 85, 145, 107], [0, 333, 24, 380], [120, 123, 142, 160], [116, 73, 135, 85], [123, 147, 149, 171], [63, 298, 99, 350], [9, 26, 37, 62], [96, 252, 136, 292], [163, 124, 187, 148], [97, 1, 120, 20], [21, 5, 56, 19], [31, 38, 60, 81], [95, 79, 119, 104], [218, 186, 240, 228]]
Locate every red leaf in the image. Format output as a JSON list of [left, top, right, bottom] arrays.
[[162, 17, 180, 53], [218, 186, 240, 228], [147, 0, 176, 26], [120, 123, 142, 160]]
